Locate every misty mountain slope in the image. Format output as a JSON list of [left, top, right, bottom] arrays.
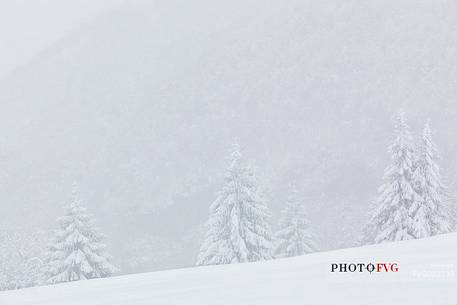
[[1, 0, 457, 270], [2, 233, 457, 305]]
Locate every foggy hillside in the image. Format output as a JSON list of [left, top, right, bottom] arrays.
[[4, 232, 457, 305], [1, 0, 457, 272]]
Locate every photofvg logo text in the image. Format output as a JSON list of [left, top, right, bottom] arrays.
[[331, 263, 399, 274]]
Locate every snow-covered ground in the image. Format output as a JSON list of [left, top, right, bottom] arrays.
[[2, 233, 456, 305]]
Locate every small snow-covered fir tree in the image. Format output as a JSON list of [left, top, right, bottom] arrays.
[[274, 187, 318, 258], [44, 184, 118, 284], [0, 229, 46, 291], [358, 199, 378, 245], [367, 111, 420, 243], [410, 121, 450, 237], [196, 144, 274, 266]]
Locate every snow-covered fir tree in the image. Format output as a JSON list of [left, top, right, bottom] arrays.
[[274, 187, 318, 258], [365, 111, 420, 243], [358, 199, 378, 245], [410, 121, 450, 237], [44, 184, 118, 284], [196, 144, 274, 266], [0, 229, 46, 291]]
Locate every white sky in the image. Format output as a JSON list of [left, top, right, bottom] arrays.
[[0, 0, 124, 78]]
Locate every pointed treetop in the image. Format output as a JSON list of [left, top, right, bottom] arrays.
[[229, 141, 243, 167], [231, 140, 241, 156], [71, 181, 79, 196], [389, 110, 414, 155], [69, 181, 83, 208], [395, 108, 406, 121], [394, 109, 410, 132], [287, 183, 299, 200], [423, 119, 432, 138], [420, 119, 439, 161]]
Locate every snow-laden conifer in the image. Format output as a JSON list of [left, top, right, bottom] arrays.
[[196, 145, 274, 265], [411, 121, 450, 237], [0, 229, 46, 290], [44, 184, 118, 284], [274, 188, 318, 258], [368, 111, 419, 243]]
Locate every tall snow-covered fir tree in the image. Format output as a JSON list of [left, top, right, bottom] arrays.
[[44, 184, 118, 284], [410, 121, 450, 237], [196, 145, 274, 266], [274, 187, 318, 258], [365, 111, 420, 244]]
